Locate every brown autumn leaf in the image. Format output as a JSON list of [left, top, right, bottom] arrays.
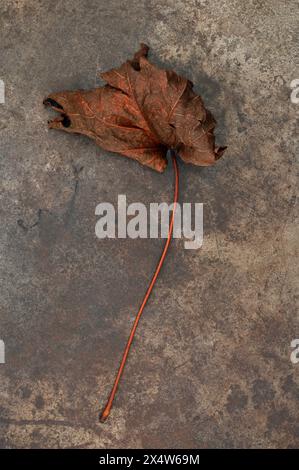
[[43, 44, 227, 422], [44, 43, 226, 172]]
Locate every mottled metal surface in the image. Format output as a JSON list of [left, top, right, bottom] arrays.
[[0, 0, 298, 449]]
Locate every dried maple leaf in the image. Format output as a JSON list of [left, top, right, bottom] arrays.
[[44, 44, 226, 423], [44, 43, 225, 171]]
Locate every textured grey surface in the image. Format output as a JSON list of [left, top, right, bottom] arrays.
[[0, 0, 298, 449]]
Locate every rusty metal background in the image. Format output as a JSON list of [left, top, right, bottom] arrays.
[[0, 0, 298, 449]]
